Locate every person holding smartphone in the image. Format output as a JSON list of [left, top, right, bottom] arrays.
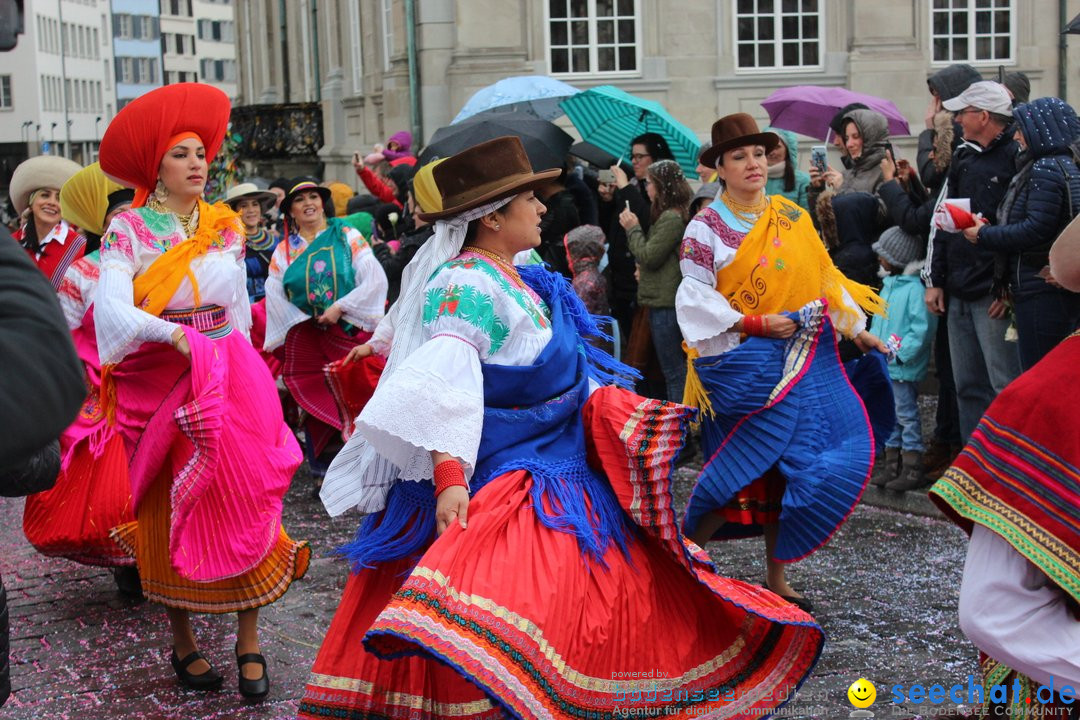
[[597, 132, 672, 341]]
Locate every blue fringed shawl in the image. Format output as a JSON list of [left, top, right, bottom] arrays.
[[340, 263, 639, 570]]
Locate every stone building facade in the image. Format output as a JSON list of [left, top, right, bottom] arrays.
[[231, 0, 1080, 185]]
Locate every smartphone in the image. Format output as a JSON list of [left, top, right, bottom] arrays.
[[810, 145, 827, 174], [598, 168, 616, 184], [884, 142, 896, 162]]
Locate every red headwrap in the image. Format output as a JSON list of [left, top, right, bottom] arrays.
[[98, 83, 231, 208]]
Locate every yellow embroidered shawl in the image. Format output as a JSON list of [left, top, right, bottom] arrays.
[[684, 195, 885, 417]]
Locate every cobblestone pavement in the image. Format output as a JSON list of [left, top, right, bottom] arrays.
[[0, 462, 977, 719]]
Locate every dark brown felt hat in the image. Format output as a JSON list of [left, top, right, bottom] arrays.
[[698, 113, 779, 169], [417, 136, 561, 222]]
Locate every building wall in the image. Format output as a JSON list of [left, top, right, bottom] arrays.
[[234, 0, 1080, 184], [192, 0, 238, 99], [0, 0, 115, 173], [161, 0, 198, 86], [112, 0, 163, 108]]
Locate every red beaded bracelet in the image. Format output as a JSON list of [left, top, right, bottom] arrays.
[[434, 460, 468, 496]]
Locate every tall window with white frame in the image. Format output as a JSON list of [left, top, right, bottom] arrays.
[[734, 0, 822, 72], [0, 75, 12, 110], [381, 0, 394, 70], [931, 0, 1013, 65], [548, 0, 639, 76]]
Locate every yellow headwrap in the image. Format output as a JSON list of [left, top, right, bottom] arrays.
[[412, 158, 446, 215], [60, 162, 125, 237]]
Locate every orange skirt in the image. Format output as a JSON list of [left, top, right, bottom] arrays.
[[112, 467, 310, 614]]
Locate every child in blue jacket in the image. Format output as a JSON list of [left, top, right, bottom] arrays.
[[870, 226, 938, 491]]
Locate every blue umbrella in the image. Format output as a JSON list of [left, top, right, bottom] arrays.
[[559, 85, 701, 176], [451, 75, 581, 125]]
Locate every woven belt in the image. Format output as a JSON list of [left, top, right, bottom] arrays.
[[160, 305, 230, 336]]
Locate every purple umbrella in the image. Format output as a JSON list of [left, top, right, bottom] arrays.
[[761, 85, 911, 141]]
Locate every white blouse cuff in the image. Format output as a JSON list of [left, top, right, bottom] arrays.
[[262, 276, 310, 350], [356, 334, 484, 482]]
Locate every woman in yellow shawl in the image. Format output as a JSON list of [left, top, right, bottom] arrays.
[[677, 114, 888, 613], [95, 83, 308, 700]]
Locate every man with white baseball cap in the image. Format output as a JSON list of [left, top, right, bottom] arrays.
[[941, 79, 1014, 116], [923, 78, 1021, 444]]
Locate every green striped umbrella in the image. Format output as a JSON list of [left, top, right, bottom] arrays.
[[559, 85, 701, 176]]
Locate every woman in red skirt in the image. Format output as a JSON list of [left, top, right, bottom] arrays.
[[300, 137, 824, 720]]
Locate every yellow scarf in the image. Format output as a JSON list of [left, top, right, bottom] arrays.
[[102, 199, 242, 424], [683, 195, 886, 417]]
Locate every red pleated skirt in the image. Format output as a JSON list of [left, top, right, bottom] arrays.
[[299, 387, 822, 720], [283, 321, 371, 455], [716, 468, 785, 527], [23, 431, 133, 567]]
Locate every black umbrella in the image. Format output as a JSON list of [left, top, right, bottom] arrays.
[[1066, 11, 1080, 33], [419, 111, 573, 173], [568, 141, 632, 174]]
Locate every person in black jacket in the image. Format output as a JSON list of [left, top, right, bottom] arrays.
[[535, 166, 581, 278], [925, 81, 1022, 443], [964, 96, 1080, 370], [598, 132, 673, 340], [0, 225, 85, 707]]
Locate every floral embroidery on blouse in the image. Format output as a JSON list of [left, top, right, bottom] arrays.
[[101, 230, 134, 262], [422, 282, 511, 354], [695, 207, 746, 250], [680, 236, 715, 272], [441, 256, 550, 331]]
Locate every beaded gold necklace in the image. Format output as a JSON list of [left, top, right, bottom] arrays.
[[720, 191, 769, 227], [147, 195, 199, 237], [463, 245, 525, 289]]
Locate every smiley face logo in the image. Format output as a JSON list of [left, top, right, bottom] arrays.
[[848, 678, 876, 708]]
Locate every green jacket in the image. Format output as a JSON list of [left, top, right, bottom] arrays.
[[627, 209, 686, 308]]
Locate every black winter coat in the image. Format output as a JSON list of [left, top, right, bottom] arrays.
[[927, 129, 1020, 300], [978, 97, 1080, 297], [0, 226, 86, 707]]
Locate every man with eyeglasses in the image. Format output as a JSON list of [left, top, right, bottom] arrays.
[[923, 80, 1022, 444]]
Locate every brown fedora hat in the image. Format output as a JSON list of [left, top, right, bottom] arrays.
[[417, 136, 561, 222], [698, 113, 779, 169]]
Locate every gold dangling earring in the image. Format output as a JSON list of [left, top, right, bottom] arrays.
[[154, 179, 169, 202]]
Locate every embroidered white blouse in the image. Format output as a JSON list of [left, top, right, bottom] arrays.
[[95, 207, 250, 365], [262, 226, 388, 351], [321, 253, 554, 516], [676, 203, 866, 359]]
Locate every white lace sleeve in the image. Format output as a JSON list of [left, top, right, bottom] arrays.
[[676, 214, 742, 357], [262, 241, 310, 351], [95, 218, 180, 364], [356, 334, 484, 482], [334, 230, 388, 332]]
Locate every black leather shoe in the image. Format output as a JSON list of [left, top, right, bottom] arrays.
[[763, 579, 815, 614], [112, 566, 145, 601], [236, 646, 270, 701], [170, 648, 224, 691]]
